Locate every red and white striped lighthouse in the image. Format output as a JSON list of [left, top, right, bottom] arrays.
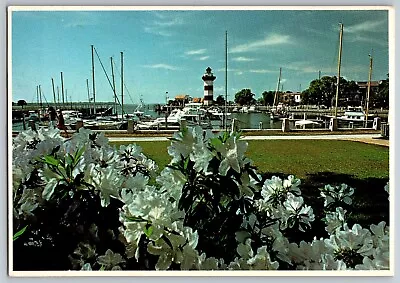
[[202, 67, 216, 106]]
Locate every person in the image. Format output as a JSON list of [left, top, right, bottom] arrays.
[[48, 106, 57, 128], [57, 109, 69, 137]]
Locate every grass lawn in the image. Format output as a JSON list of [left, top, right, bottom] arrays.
[[112, 140, 389, 180], [111, 139, 389, 234]]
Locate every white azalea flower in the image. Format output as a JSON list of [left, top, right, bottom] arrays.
[[97, 249, 125, 270], [247, 246, 279, 270], [324, 207, 347, 234], [212, 134, 248, 176], [320, 184, 354, 208]]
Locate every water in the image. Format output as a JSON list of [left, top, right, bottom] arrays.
[[11, 104, 324, 131]]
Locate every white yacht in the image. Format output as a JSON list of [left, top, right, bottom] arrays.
[[339, 106, 366, 122]]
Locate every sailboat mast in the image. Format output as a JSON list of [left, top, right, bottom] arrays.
[[51, 78, 56, 108], [334, 23, 344, 118], [86, 79, 91, 115], [224, 30, 228, 130], [61, 72, 65, 105], [273, 67, 282, 109], [91, 45, 96, 115], [36, 85, 40, 121], [57, 86, 60, 105], [111, 57, 117, 118], [121, 51, 124, 121], [365, 54, 373, 127]]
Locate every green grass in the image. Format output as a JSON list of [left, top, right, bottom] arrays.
[[112, 139, 389, 232], [112, 140, 389, 180]]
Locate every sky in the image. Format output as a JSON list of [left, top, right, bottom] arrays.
[[11, 9, 389, 104]]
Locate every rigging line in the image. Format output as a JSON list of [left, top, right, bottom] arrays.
[[93, 47, 125, 113], [112, 59, 135, 105]]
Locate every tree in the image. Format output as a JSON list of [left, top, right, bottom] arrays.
[[260, 91, 275, 106], [17, 99, 27, 109], [302, 76, 359, 107], [215, 95, 225, 106], [234, 89, 256, 106], [374, 75, 389, 109]]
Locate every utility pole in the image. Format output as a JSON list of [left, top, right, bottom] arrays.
[[365, 54, 373, 128], [334, 23, 344, 118], [318, 70, 321, 80], [120, 51, 124, 121]]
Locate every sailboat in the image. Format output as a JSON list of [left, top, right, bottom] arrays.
[[270, 67, 286, 121]]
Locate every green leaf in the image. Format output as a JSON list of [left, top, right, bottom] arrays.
[[183, 157, 190, 170], [13, 225, 28, 241], [66, 153, 74, 166], [99, 265, 105, 271], [40, 155, 59, 167], [74, 146, 86, 162], [144, 225, 154, 238]]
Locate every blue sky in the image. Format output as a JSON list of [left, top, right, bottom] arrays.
[[11, 9, 389, 104]]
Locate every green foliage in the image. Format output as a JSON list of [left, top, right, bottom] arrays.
[[301, 76, 359, 107], [373, 75, 389, 108], [13, 225, 28, 241], [215, 95, 225, 106], [260, 91, 275, 106], [234, 89, 256, 106]]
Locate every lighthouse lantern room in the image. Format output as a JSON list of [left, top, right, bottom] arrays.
[[202, 67, 216, 106]]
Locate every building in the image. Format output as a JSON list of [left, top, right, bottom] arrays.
[[174, 94, 189, 106], [281, 91, 302, 105], [202, 67, 216, 106]]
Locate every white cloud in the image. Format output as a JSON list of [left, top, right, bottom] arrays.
[[231, 33, 291, 53], [197, 56, 210, 61], [346, 34, 388, 46], [216, 68, 241, 72], [345, 19, 387, 33], [144, 26, 172, 37], [143, 64, 180, 71], [143, 13, 184, 37], [233, 56, 256, 62], [185, 49, 207, 55], [154, 18, 183, 27], [249, 69, 275, 74]]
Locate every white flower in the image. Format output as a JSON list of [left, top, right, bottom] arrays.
[[97, 249, 125, 270], [320, 184, 354, 208], [324, 207, 347, 234], [156, 167, 187, 201], [190, 143, 214, 174], [168, 129, 196, 163], [246, 246, 279, 270], [283, 193, 315, 232], [147, 232, 186, 270], [213, 134, 248, 176]]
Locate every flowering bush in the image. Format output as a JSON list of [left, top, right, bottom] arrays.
[[12, 126, 390, 271]]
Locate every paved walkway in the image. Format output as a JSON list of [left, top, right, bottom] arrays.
[[108, 134, 389, 147]]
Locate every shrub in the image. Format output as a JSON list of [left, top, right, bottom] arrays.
[[12, 126, 390, 271]]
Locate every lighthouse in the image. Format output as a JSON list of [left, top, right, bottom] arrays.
[[202, 67, 216, 106]]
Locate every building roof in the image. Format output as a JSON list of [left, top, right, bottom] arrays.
[[356, 81, 381, 88], [175, 94, 189, 100], [192, 97, 204, 103]]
